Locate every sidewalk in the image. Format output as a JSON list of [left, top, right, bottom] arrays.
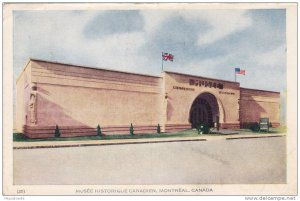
[[13, 133, 286, 149]]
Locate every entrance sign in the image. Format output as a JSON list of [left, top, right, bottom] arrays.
[[189, 78, 224, 89]]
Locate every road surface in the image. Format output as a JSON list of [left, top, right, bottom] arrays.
[[13, 136, 286, 184]]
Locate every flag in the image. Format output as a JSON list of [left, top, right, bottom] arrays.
[[162, 52, 174, 61], [235, 68, 246, 75]]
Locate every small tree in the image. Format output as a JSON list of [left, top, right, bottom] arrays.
[[269, 122, 273, 128], [157, 124, 161, 134], [97, 124, 102, 136], [130, 123, 134, 136], [196, 122, 209, 134], [55, 125, 60, 138], [250, 122, 260, 132]]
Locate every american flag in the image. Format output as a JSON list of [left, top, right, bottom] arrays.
[[235, 68, 246, 75]]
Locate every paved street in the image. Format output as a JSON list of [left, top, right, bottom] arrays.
[[13, 136, 286, 185]]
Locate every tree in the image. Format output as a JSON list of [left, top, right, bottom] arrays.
[[97, 124, 102, 136], [196, 122, 209, 134], [157, 124, 161, 134], [130, 123, 134, 135], [55, 125, 60, 138]]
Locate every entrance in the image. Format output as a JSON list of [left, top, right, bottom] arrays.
[[189, 93, 219, 128]]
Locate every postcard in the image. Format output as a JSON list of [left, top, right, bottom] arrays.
[[2, 2, 297, 197]]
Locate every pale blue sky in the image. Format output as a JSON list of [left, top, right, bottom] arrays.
[[13, 9, 287, 121]]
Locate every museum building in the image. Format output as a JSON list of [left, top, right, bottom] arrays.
[[16, 59, 281, 138]]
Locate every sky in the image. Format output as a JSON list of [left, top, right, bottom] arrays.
[[13, 9, 287, 121], [13, 9, 286, 90]]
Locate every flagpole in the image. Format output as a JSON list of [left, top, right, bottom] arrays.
[[161, 52, 164, 71], [235, 71, 236, 82]]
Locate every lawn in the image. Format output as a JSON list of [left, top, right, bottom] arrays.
[[13, 126, 286, 142], [13, 129, 204, 142]]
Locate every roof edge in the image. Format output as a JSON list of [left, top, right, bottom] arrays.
[[240, 87, 280, 94], [16, 59, 32, 84], [30, 58, 162, 79]]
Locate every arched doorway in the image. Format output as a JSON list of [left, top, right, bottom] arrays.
[[189, 93, 219, 128]]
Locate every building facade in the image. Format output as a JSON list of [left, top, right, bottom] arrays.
[[16, 59, 280, 138]]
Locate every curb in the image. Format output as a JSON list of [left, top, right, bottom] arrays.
[[226, 135, 285, 140], [13, 134, 286, 150], [13, 138, 207, 150]]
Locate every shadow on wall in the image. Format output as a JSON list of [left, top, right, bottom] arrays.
[[23, 88, 98, 138], [37, 86, 51, 96], [37, 89, 89, 127], [166, 97, 174, 121], [239, 95, 267, 128]]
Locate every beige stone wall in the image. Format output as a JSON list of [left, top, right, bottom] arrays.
[[30, 60, 163, 130], [15, 61, 32, 132], [163, 72, 240, 129], [240, 88, 280, 127], [15, 59, 281, 137], [36, 83, 163, 127]]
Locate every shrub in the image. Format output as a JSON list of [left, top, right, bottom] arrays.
[[130, 123, 134, 135], [196, 122, 210, 134], [269, 122, 273, 128], [157, 124, 161, 134], [55, 125, 60, 138], [250, 122, 260, 132], [97, 124, 102, 136]]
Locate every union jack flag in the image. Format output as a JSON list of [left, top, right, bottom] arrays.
[[162, 52, 174, 61]]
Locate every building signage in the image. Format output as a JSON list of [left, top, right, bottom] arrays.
[[173, 86, 195, 91], [219, 91, 235, 95], [189, 79, 224, 89]]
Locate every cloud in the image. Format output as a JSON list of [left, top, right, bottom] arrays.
[[140, 10, 173, 34], [13, 9, 286, 93], [140, 10, 253, 48], [255, 44, 286, 67], [13, 11, 95, 74], [79, 32, 148, 72], [176, 54, 235, 78], [13, 10, 151, 79], [183, 10, 253, 46], [244, 44, 287, 91], [83, 10, 144, 39], [136, 11, 214, 70]]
